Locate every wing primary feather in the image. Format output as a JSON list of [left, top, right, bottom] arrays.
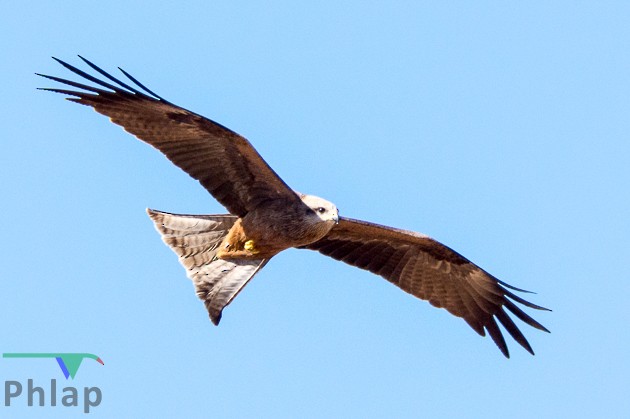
[[77, 55, 148, 97], [35, 73, 107, 95], [485, 317, 510, 358], [463, 317, 486, 337], [37, 87, 85, 98], [495, 310, 534, 355], [503, 288, 551, 311], [117, 66, 167, 101], [503, 300, 550, 333], [51, 57, 126, 93], [458, 278, 501, 314], [450, 283, 486, 335], [495, 277, 536, 293]]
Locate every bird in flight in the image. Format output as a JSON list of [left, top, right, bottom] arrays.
[[39, 56, 549, 357]]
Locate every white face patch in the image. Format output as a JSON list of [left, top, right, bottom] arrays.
[[300, 194, 339, 224]]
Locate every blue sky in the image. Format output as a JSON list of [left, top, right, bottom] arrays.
[[2, 2, 629, 418]]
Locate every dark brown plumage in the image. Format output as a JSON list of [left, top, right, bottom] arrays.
[[303, 218, 549, 356], [41, 57, 300, 217], [40, 56, 550, 358]]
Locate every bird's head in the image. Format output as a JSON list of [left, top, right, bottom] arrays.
[[299, 193, 339, 225]]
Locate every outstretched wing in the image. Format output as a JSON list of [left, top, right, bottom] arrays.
[[38, 56, 300, 217], [304, 217, 550, 357]]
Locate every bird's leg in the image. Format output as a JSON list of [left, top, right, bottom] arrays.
[[244, 240, 258, 253], [216, 219, 260, 259]]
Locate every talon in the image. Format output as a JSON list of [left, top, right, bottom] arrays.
[[244, 239, 257, 253]]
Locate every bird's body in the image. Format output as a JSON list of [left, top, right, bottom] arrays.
[[40, 57, 549, 357], [216, 193, 338, 259]]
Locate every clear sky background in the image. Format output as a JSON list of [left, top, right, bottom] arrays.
[[2, 2, 629, 418]]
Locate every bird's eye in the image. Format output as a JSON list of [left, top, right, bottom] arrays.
[[317, 207, 326, 214]]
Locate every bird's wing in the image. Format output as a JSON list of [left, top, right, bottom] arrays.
[[304, 217, 550, 357], [38, 56, 300, 217]]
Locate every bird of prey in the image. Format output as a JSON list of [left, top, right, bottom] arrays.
[[39, 56, 549, 357]]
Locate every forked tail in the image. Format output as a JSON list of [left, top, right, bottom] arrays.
[[147, 209, 268, 324]]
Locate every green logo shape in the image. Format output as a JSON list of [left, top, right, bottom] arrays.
[[3, 353, 104, 379]]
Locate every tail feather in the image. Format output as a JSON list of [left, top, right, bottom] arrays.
[[147, 209, 268, 324]]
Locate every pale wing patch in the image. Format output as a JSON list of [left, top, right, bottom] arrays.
[[147, 209, 268, 324]]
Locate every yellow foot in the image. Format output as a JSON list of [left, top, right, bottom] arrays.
[[244, 239, 258, 253]]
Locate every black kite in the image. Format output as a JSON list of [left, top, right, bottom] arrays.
[[39, 57, 550, 357]]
